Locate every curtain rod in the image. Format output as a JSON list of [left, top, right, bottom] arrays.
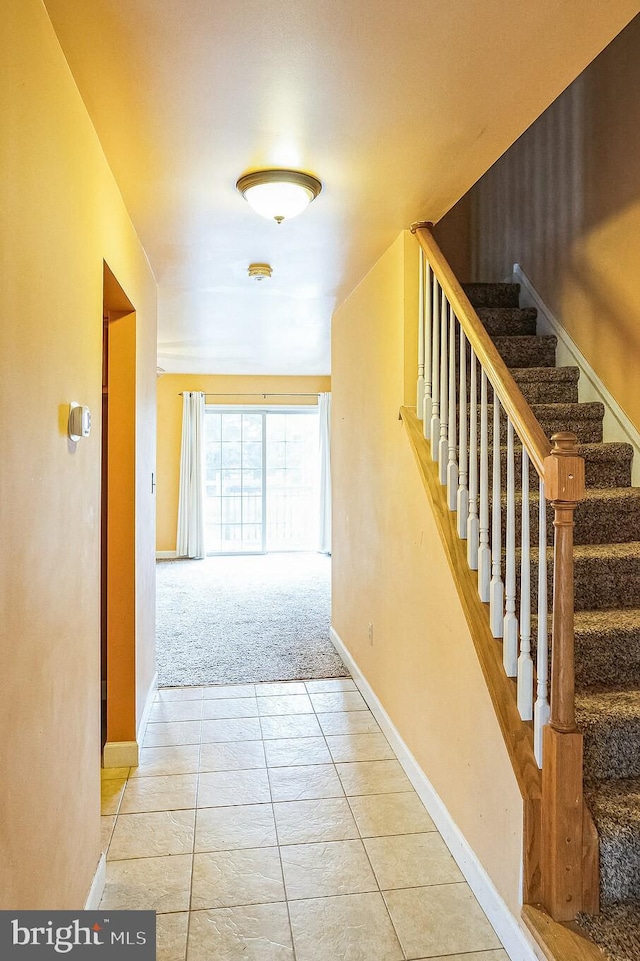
[[178, 392, 320, 398]]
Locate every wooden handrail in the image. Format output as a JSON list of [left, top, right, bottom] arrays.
[[411, 222, 552, 478]]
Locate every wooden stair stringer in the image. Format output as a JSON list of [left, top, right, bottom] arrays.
[[401, 404, 543, 902], [522, 905, 607, 961]]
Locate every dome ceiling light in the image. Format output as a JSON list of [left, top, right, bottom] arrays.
[[248, 263, 273, 281], [236, 169, 322, 224]]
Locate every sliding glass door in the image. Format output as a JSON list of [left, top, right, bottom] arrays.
[[204, 408, 318, 554]]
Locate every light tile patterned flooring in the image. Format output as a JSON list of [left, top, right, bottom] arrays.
[[101, 678, 509, 961]]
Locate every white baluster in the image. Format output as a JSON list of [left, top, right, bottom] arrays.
[[467, 349, 479, 569], [490, 394, 504, 638], [417, 251, 425, 419], [534, 477, 550, 767], [477, 371, 490, 600], [423, 262, 433, 432], [429, 277, 440, 459], [503, 419, 518, 676], [447, 309, 458, 510], [517, 448, 533, 719], [457, 329, 468, 538], [438, 294, 448, 483]]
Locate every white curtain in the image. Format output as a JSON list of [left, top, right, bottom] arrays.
[[318, 392, 332, 554], [176, 391, 206, 559]]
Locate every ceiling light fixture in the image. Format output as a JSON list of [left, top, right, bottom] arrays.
[[236, 169, 322, 224], [248, 263, 273, 281]]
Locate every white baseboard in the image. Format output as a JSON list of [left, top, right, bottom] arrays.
[[156, 550, 178, 559], [84, 853, 106, 909], [513, 263, 640, 485], [330, 626, 538, 961], [103, 740, 139, 768], [137, 670, 158, 747], [102, 672, 157, 769]]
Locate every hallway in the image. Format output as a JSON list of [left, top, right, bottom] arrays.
[[100, 678, 506, 961]]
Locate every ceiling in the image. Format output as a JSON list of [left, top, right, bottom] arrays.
[[44, 0, 639, 375]]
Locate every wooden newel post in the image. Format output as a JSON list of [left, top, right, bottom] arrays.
[[541, 432, 585, 921]]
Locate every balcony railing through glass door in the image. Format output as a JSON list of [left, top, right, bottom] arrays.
[[204, 408, 319, 555]]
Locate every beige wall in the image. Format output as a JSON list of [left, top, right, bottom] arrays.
[[0, 0, 157, 908], [455, 14, 640, 430], [331, 231, 525, 916], [156, 375, 331, 552]]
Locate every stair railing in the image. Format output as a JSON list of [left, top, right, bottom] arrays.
[[411, 222, 586, 922]]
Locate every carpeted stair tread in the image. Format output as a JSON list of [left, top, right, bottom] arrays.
[[578, 442, 634, 488], [572, 610, 640, 689], [577, 900, 640, 961], [476, 307, 537, 337], [469, 400, 605, 444], [577, 688, 640, 780], [531, 610, 640, 691], [529, 400, 604, 421], [492, 334, 557, 368], [462, 282, 521, 308], [482, 441, 633, 489], [583, 778, 640, 904], [510, 365, 580, 384], [504, 490, 629, 548], [504, 486, 640, 545], [511, 365, 579, 404], [530, 400, 604, 443], [500, 366, 579, 404], [527, 542, 640, 611]]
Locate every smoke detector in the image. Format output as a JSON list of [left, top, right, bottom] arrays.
[[248, 263, 273, 281]]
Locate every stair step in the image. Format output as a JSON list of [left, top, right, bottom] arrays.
[[471, 366, 579, 405], [529, 401, 604, 443], [573, 610, 640, 688], [574, 488, 640, 543], [466, 400, 605, 444], [504, 487, 640, 546], [527, 542, 640, 611], [479, 441, 633, 489], [579, 442, 634, 489], [509, 366, 579, 405], [493, 334, 557, 368], [510, 365, 579, 385], [531, 610, 640, 690], [576, 899, 640, 960], [462, 282, 521, 308], [477, 307, 537, 337], [584, 778, 640, 904], [577, 688, 640, 780]]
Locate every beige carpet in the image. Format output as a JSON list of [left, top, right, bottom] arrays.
[[156, 552, 347, 686]]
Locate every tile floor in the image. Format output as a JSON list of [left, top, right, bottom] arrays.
[[100, 678, 509, 961]]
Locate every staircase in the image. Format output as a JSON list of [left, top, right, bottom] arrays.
[[463, 281, 640, 961]]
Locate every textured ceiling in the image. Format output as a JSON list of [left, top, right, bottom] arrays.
[[44, 0, 639, 374]]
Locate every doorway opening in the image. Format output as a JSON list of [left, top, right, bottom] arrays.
[[101, 263, 137, 759], [204, 406, 319, 554]]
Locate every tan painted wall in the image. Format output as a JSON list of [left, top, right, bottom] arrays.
[[459, 14, 640, 431], [156, 374, 331, 552], [331, 231, 525, 916], [0, 0, 157, 908]]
